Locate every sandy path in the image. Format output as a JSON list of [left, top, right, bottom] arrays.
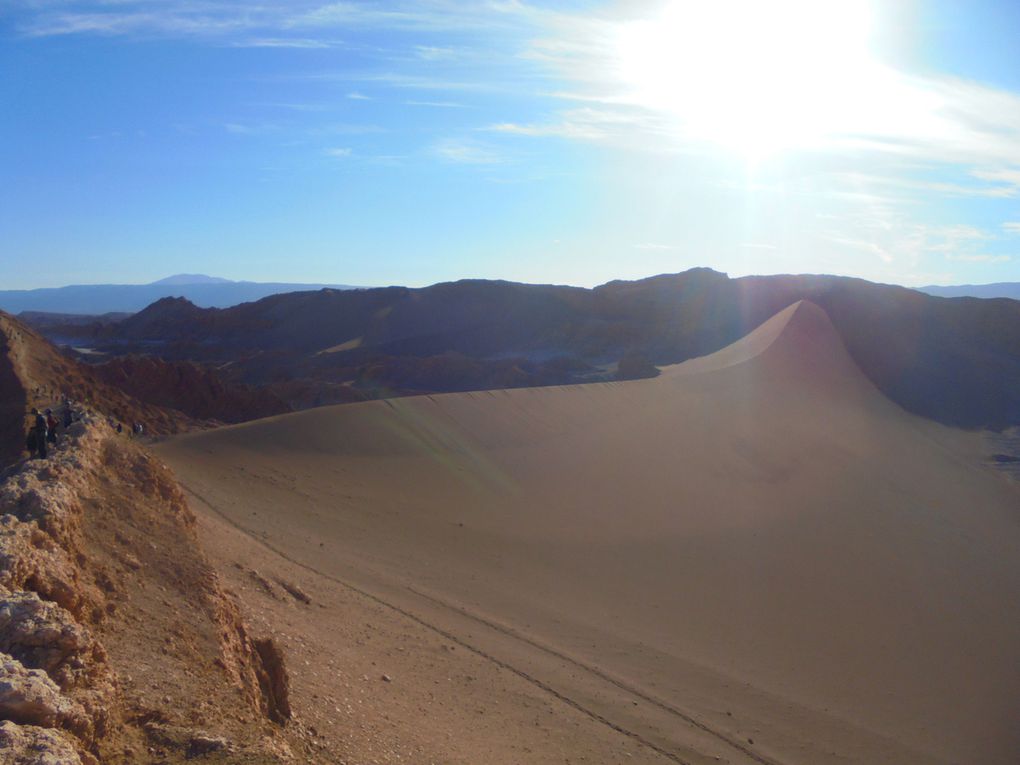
[[192, 480, 697, 765], [158, 302, 1020, 764]]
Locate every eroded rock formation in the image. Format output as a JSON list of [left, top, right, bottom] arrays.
[[0, 413, 291, 763]]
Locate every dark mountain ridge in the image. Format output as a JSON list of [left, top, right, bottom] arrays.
[[28, 269, 1020, 430]]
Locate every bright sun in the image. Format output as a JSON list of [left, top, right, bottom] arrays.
[[614, 0, 879, 157]]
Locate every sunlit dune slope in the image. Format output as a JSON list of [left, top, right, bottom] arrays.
[[158, 301, 1020, 765]]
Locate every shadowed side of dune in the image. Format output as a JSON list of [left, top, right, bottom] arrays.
[[158, 300, 1020, 765]]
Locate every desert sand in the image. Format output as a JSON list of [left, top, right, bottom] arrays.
[[157, 301, 1020, 764]]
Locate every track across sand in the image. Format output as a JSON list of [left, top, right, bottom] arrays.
[[182, 481, 780, 765]]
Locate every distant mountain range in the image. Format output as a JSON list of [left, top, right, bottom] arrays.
[[26, 268, 1020, 430], [917, 283, 1020, 300], [0, 274, 358, 314], [4, 274, 1018, 315]]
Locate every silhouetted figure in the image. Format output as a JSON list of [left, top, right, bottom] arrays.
[[45, 409, 57, 444], [116, 422, 123, 435], [32, 408, 47, 459], [62, 402, 73, 429]]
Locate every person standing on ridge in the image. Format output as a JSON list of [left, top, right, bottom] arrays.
[[32, 408, 47, 459], [45, 409, 58, 445], [25, 418, 38, 459]]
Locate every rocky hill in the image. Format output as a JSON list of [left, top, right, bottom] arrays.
[[0, 313, 198, 469], [0, 312, 313, 761], [0, 313, 294, 466], [90, 357, 290, 425], [0, 413, 295, 763], [36, 270, 1020, 430]]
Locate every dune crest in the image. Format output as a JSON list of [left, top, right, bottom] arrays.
[[665, 299, 878, 401]]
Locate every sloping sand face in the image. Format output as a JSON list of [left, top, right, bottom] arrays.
[[158, 301, 1020, 765]]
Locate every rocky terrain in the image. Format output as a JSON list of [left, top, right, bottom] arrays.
[[0, 312, 326, 763], [0, 412, 296, 763], [0, 312, 290, 459], [90, 357, 290, 425], [0, 313, 198, 469]]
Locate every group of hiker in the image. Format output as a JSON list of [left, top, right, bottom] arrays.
[[25, 405, 68, 460], [107, 418, 144, 438], [25, 399, 147, 460]]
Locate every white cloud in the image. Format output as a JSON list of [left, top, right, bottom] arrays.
[[323, 147, 353, 158], [415, 45, 458, 61], [972, 168, 1020, 189], [432, 139, 503, 165], [922, 225, 992, 252], [19, 6, 264, 38], [633, 243, 676, 251], [16, 1, 537, 39], [232, 37, 333, 49], [488, 107, 668, 145], [347, 91, 370, 100], [406, 100, 467, 108], [1003, 222, 1020, 234], [224, 122, 277, 135], [288, 2, 528, 33]]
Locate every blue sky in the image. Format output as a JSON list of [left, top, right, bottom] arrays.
[[2, 1, 1020, 290]]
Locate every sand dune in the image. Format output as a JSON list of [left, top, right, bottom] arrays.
[[157, 301, 1020, 764]]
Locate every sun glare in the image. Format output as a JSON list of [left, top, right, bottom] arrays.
[[615, 0, 879, 158]]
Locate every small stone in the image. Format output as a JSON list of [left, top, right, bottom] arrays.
[[381, 674, 392, 683], [188, 734, 229, 756]]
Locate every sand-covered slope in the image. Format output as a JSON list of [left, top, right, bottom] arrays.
[[158, 301, 1020, 765]]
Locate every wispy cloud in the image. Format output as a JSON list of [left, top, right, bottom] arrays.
[[972, 168, 1020, 190], [232, 37, 334, 49], [432, 139, 504, 165], [1004, 222, 1020, 235], [825, 220, 1001, 269], [324, 147, 353, 158], [922, 224, 992, 253], [224, 122, 278, 136], [15, 1, 538, 39], [415, 45, 458, 61], [288, 2, 530, 33], [486, 106, 678, 148], [406, 100, 467, 108], [346, 72, 483, 91], [347, 91, 371, 100], [19, 5, 266, 38]]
